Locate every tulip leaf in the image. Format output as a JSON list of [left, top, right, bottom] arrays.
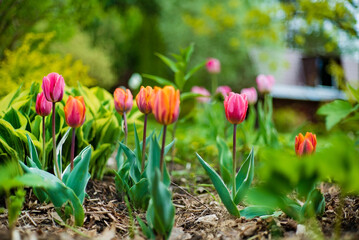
[[216, 137, 232, 188], [184, 60, 206, 81], [63, 145, 92, 204], [301, 189, 325, 219], [142, 74, 176, 88], [114, 165, 130, 195], [129, 178, 150, 209], [26, 134, 42, 169], [317, 100, 358, 130], [146, 169, 175, 239], [137, 216, 155, 240], [55, 127, 71, 177], [180, 92, 203, 101], [120, 142, 141, 183], [240, 206, 278, 219], [196, 153, 240, 217], [19, 162, 85, 226], [133, 124, 142, 168], [234, 147, 255, 204], [115, 143, 125, 171], [155, 53, 178, 73]]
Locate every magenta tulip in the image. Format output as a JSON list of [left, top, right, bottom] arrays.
[[240, 87, 257, 105], [216, 85, 232, 98], [191, 86, 211, 103], [206, 58, 221, 74], [42, 72, 65, 102], [256, 74, 275, 93], [224, 92, 248, 125], [36, 92, 52, 117]]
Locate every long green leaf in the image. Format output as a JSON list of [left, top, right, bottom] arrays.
[[142, 74, 176, 88], [216, 137, 232, 188], [196, 153, 240, 217], [120, 142, 141, 183], [184, 60, 205, 81], [26, 134, 42, 169], [155, 53, 178, 72]]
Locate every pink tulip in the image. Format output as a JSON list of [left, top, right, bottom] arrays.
[[36, 92, 52, 116], [114, 88, 133, 115], [224, 92, 248, 125], [191, 86, 211, 103], [206, 58, 221, 74], [240, 87, 257, 105], [256, 74, 275, 93], [216, 85, 232, 98], [42, 72, 65, 102]]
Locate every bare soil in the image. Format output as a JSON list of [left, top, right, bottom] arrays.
[[0, 177, 359, 240]]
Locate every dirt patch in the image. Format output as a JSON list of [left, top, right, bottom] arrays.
[[1, 177, 359, 239]]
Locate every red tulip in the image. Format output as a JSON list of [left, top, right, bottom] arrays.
[[136, 86, 154, 114], [64, 96, 86, 128], [152, 86, 180, 125], [42, 72, 65, 102], [295, 132, 317, 156], [36, 92, 52, 116], [114, 88, 133, 115], [224, 92, 248, 125]]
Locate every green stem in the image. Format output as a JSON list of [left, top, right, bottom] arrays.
[[141, 114, 148, 173], [170, 121, 177, 174], [42, 116, 46, 169], [211, 74, 218, 96], [160, 125, 167, 178], [232, 124, 237, 198], [70, 128, 75, 172], [123, 112, 128, 145], [52, 102, 61, 180]]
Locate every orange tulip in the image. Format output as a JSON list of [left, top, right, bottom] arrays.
[[152, 86, 180, 125], [114, 88, 133, 115], [295, 132, 317, 156], [136, 86, 154, 114], [64, 96, 86, 128]]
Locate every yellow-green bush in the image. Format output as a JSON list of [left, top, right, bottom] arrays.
[[0, 32, 96, 97]]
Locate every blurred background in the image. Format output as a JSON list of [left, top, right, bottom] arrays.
[[0, 0, 358, 97]]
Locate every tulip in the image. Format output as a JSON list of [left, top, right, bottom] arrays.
[[114, 88, 133, 115], [36, 92, 52, 168], [256, 74, 275, 93], [240, 87, 257, 105], [42, 72, 65, 179], [206, 58, 221, 74], [191, 86, 211, 103], [136, 86, 154, 172], [295, 132, 317, 156], [224, 92, 248, 197], [42, 72, 65, 103], [152, 86, 180, 176], [216, 85, 232, 98], [64, 96, 86, 171]]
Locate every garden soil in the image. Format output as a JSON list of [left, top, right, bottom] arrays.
[[1, 177, 359, 240]]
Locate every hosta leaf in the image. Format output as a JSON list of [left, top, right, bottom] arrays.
[[196, 153, 240, 217]]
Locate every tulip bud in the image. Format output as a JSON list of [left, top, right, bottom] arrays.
[[206, 58, 221, 74], [42, 72, 65, 102], [36, 92, 52, 116], [224, 92, 248, 125], [191, 86, 211, 103], [152, 86, 180, 125], [256, 74, 275, 93], [240, 87, 257, 105], [114, 88, 133, 115], [64, 96, 86, 128], [136, 86, 154, 114], [216, 85, 232, 98], [295, 132, 317, 156]]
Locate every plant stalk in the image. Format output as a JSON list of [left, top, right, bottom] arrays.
[[70, 128, 76, 171], [232, 124, 237, 198], [52, 102, 61, 180], [123, 112, 128, 145], [42, 116, 46, 169], [141, 114, 148, 173], [211, 74, 218, 96], [160, 125, 167, 178], [170, 121, 177, 173]]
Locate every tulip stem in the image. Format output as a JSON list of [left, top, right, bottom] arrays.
[[141, 114, 148, 173], [232, 124, 237, 198], [70, 128, 75, 172], [160, 125, 167, 178], [211, 74, 218, 96], [52, 102, 61, 180], [123, 112, 128, 145], [42, 116, 46, 169]]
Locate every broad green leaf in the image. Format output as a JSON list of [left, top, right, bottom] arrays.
[[155, 53, 178, 72], [216, 137, 232, 188], [234, 147, 255, 204], [137, 216, 155, 240], [129, 178, 150, 210], [8, 189, 26, 228], [196, 153, 240, 217], [0, 119, 25, 161], [19, 162, 85, 226], [240, 206, 277, 219], [317, 100, 358, 130], [348, 84, 359, 102], [114, 167, 130, 194], [142, 74, 176, 88], [3, 108, 28, 130], [26, 134, 42, 169], [301, 189, 325, 219], [120, 142, 141, 183], [0, 83, 23, 111]]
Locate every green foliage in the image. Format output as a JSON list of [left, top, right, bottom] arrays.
[[196, 147, 255, 217], [0, 33, 95, 97]]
